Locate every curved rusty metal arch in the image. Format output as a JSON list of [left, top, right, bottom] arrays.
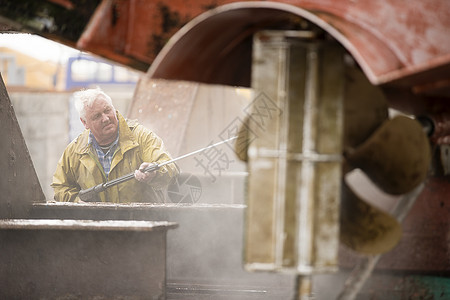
[[146, 1, 400, 88]]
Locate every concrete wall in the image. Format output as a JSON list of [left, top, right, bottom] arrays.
[[10, 92, 70, 201], [9, 88, 134, 201]]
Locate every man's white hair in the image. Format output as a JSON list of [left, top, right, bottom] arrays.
[[73, 87, 114, 121]]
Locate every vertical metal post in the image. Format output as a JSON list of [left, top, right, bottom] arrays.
[[297, 45, 319, 271]]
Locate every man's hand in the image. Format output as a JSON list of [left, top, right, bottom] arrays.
[[134, 162, 157, 183]]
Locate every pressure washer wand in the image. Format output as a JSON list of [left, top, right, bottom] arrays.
[[78, 136, 238, 202]]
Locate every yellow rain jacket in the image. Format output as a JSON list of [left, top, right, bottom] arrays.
[[51, 112, 179, 203]]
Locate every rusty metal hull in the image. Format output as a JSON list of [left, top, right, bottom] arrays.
[[340, 176, 450, 274], [0, 219, 177, 299], [144, 1, 450, 95], [2, 1, 449, 96]]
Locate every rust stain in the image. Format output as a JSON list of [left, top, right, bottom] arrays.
[[149, 2, 192, 58]]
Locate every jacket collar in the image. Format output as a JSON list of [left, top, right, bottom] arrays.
[[74, 111, 139, 155]]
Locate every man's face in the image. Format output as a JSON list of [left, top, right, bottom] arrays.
[[81, 96, 118, 145]]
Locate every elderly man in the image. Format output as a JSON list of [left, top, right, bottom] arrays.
[[52, 87, 178, 203]]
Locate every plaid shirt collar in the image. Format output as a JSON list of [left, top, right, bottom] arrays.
[[89, 131, 119, 178]]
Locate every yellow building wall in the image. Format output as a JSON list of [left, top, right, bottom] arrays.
[[0, 47, 66, 91]]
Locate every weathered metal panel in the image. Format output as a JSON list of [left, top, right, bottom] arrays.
[[0, 219, 177, 299], [127, 77, 200, 157], [0, 75, 45, 218]]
